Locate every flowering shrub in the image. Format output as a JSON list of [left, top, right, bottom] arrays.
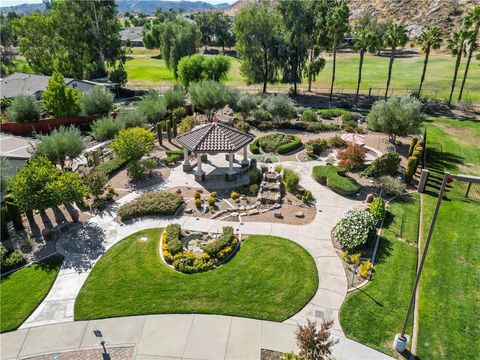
[[333, 209, 375, 250], [337, 144, 366, 170]]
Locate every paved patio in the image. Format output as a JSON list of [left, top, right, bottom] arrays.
[[3, 160, 393, 359]]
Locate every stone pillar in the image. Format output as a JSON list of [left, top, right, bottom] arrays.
[[241, 146, 249, 167], [182, 148, 191, 172], [194, 152, 205, 181]]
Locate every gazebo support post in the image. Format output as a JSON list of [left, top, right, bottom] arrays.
[[182, 148, 191, 172], [241, 146, 249, 167], [194, 152, 205, 181], [229, 152, 234, 172]]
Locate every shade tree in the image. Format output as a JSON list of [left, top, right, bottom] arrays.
[[177, 54, 230, 87]]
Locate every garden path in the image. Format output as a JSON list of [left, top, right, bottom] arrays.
[[11, 161, 385, 359]]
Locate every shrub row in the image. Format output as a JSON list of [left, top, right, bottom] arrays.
[[117, 192, 183, 221], [250, 133, 302, 155], [277, 135, 302, 155], [95, 157, 127, 176], [312, 165, 361, 196]]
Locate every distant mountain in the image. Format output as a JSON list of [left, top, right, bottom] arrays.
[[0, 1, 230, 15]]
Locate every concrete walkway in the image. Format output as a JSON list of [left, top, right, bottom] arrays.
[[3, 314, 392, 360], [7, 161, 393, 359]]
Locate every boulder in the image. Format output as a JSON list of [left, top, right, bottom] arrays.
[[248, 209, 259, 216], [295, 211, 305, 218], [274, 212, 283, 219], [184, 208, 193, 214]]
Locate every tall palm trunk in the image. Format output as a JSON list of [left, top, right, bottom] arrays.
[[385, 46, 396, 99], [448, 49, 463, 107], [329, 35, 337, 104], [458, 47, 474, 101], [458, 27, 478, 101], [355, 50, 365, 102], [418, 47, 430, 96]]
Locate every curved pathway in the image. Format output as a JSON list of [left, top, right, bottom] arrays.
[[3, 161, 392, 359]]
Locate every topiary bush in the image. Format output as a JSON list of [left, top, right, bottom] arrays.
[[333, 209, 376, 250], [117, 192, 183, 221], [312, 166, 361, 196], [361, 152, 401, 178], [254, 108, 273, 123], [370, 197, 385, 226]]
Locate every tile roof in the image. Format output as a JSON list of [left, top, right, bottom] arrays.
[[175, 122, 254, 152]]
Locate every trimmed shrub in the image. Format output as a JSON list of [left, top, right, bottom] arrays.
[[110, 127, 155, 161], [312, 166, 361, 196], [370, 197, 385, 226], [203, 226, 235, 258], [249, 168, 262, 184], [305, 138, 329, 157], [0, 246, 27, 272], [328, 135, 348, 148], [127, 158, 156, 180], [376, 176, 406, 197], [6, 95, 41, 123], [333, 209, 376, 250], [249, 184, 259, 195], [408, 137, 418, 157], [117, 192, 183, 221], [405, 155, 418, 184], [230, 191, 239, 200], [116, 110, 145, 129], [167, 239, 183, 255], [249, 139, 260, 154], [80, 85, 114, 116], [301, 108, 317, 122], [359, 260, 373, 278], [165, 223, 181, 243], [95, 158, 127, 175], [90, 116, 122, 141], [337, 144, 367, 170], [361, 152, 400, 178], [277, 135, 302, 155]]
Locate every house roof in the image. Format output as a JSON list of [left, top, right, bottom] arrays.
[[120, 26, 143, 42], [175, 122, 254, 153], [0, 72, 98, 99]]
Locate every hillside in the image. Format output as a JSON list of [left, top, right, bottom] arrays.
[[225, 0, 477, 38], [0, 0, 230, 14]]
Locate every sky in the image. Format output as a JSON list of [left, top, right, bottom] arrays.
[[2, 0, 235, 7]]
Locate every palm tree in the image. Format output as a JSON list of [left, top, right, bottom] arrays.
[[416, 27, 442, 96], [383, 23, 408, 99], [458, 5, 480, 101], [353, 27, 376, 101], [447, 28, 472, 106], [326, 1, 350, 104]]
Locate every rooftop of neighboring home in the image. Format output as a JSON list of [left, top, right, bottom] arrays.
[[120, 26, 143, 43], [0, 72, 101, 99]]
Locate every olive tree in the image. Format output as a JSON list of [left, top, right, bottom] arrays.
[[188, 80, 230, 122], [367, 96, 423, 143]]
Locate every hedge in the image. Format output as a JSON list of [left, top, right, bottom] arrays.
[[95, 158, 127, 176], [312, 165, 361, 196], [277, 135, 302, 154], [250, 139, 260, 154], [117, 192, 184, 221]]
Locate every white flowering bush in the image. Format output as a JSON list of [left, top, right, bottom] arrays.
[[333, 209, 375, 250]]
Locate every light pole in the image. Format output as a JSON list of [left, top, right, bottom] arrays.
[[394, 172, 480, 352]]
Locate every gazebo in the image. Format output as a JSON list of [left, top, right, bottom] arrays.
[[175, 121, 254, 182]]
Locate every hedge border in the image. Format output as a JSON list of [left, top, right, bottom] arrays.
[[312, 165, 361, 196], [250, 133, 303, 155]]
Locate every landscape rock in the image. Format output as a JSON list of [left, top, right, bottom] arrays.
[[274, 212, 283, 219], [295, 211, 305, 218], [184, 208, 193, 214], [248, 209, 259, 216]]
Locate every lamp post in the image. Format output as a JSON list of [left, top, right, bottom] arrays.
[[394, 173, 480, 352]]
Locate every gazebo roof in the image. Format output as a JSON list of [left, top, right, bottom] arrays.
[[175, 122, 254, 152]]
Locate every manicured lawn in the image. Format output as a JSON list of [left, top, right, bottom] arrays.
[[125, 51, 480, 100], [75, 229, 318, 321], [340, 193, 420, 356], [0, 255, 63, 333], [416, 118, 480, 359]]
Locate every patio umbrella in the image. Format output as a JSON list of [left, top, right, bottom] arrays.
[[341, 133, 365, 146]]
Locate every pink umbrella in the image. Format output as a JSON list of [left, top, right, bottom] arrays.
[[341, 133, 365, 146]]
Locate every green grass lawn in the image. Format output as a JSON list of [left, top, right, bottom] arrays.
[[416, 118, 480, 359], [340, 193, 420, 357], [125, 51, 480, 100], [75, 229, 318, 321], [0, 255, 63, 333]]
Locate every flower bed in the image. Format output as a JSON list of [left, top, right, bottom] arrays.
[[161, 224, 239, 273], [117, 192, 183, 221], [312, 165, 361, 196], [250, 133, 302, 155]]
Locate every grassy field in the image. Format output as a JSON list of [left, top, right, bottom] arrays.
[[416, 118, 480, 359], [0, 255, 63, 333], [340, 193, 420, 357], [75, 229, 318, 321], [125, 50, 480, 100]]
